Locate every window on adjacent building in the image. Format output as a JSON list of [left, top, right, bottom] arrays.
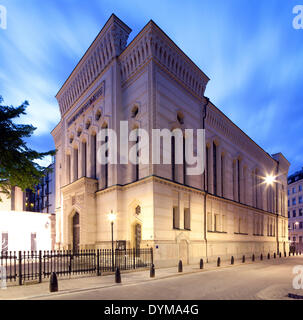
[[288, 211, 290, 218], [300, 185, 303, 192], [293, 210, 297, 217], [184, 208, 190, 230], [293, 198, 296, 206], [300, 209, 303, 216], [300, 222, 303, 229], [293, 187, 296, 194], [299, 196, 303, 204], [288, 189, 290, 196]]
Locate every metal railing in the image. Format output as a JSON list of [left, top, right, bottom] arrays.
[[0, 248, 153, 285]]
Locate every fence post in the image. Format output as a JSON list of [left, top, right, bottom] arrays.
[[18, 251, 22, 286], [97, 249, 100, 276], [151, 248, 154, 265], [133, 248, 136, 269], [39, 250, 42, 283]]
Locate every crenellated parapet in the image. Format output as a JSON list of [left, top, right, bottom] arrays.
[[119, 20, 210, 100], [56, 14, 131, 117]]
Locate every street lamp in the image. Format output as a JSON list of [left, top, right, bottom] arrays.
[[264, 173, 280, 253], [264, 174, 276, 186], [108, 210, 116, 271]]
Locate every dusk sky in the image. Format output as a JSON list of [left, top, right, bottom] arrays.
[[0, 0, 302, 174]]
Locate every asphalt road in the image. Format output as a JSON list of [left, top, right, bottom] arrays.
[[35, 256, 303, 300]]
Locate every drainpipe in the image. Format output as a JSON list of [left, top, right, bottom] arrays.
[[202, 97, 209, 261], [276, 160, 280, 254]]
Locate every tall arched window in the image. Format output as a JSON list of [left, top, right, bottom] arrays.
[[213, 142, 217, 195], [221, 154, 224, 197], [183, 136, 186, 185], [104, 125, 108, 188], [237, 159, 241, 202], [73, 148, 78, 182], [82, 141, 87, 177], [91, 133, 97, 179], [135, 129, 139, 182], [171, 135, 176, 182], [205, 145, 209, 192]]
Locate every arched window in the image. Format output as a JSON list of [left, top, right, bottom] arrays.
[[72, 213, 80, 252], [131, 105, 139, 118], [171, 135, 176, 182], [213, 143, 217, 195], [177, 112, 184, 125], [135, 205, 141, 215], [95, 109, 102, 121]]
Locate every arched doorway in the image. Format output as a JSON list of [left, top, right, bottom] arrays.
[[73, 213, 80, 252]]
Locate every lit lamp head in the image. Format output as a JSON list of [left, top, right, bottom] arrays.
[[108, 210, 116, 223], [264, 174, 276, 186], [295, 221, 299, 226]]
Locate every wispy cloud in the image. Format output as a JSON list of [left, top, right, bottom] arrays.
[[0, 0, 302, 173]]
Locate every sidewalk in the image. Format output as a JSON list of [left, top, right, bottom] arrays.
[[0, 256, 294, 300]]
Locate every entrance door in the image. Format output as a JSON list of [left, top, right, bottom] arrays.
[[73, 213, 80, 252]]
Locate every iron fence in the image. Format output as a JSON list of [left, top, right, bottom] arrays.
[[0, 248, 153, 286]]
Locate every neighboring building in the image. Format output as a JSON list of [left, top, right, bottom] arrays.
[[51, 14, 290, 266], [0, 186, 54, 251], [26, 160, 56, 214], [287, 168, 303, 249]]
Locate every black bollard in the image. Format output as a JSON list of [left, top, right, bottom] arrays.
[[260, 253, 263, 261], [242, 255, 245, 263], [217, 257, 221, 267], [178, 260, 183, 273], [279, 252, 282, 258], [231, 256, 234, 265], [284, 251, 286, 257], [115, 267, 121, 283], [252, 254, 255, 262], [289, 251, 291, 256], [293, 251, 295, 256], [150, 264, 155, 278], [200, 259, 204, 270], [49, 272, 58, 293], [268, 253, 270, 260], [274, 252, 276, 259], [300, 251, 302, 255]]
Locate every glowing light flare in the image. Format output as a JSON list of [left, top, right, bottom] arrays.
[[264, 174, 277, 186], [108, 211, 116, 223]]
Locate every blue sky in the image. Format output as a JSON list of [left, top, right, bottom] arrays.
[[0, 0, 302, 174]]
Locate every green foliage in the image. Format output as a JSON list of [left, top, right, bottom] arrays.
[[0, 95, 56, 197]]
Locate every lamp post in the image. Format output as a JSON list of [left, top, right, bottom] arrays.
[[264, 171, 279, 254], [108, 210, 116, 272]]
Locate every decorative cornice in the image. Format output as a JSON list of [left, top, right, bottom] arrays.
[[56, 14, 131, 117]]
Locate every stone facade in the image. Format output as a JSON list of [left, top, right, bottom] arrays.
[[51, 14, 290, 267]]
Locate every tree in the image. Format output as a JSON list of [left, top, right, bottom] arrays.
[[0, 95, 56, 198]]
